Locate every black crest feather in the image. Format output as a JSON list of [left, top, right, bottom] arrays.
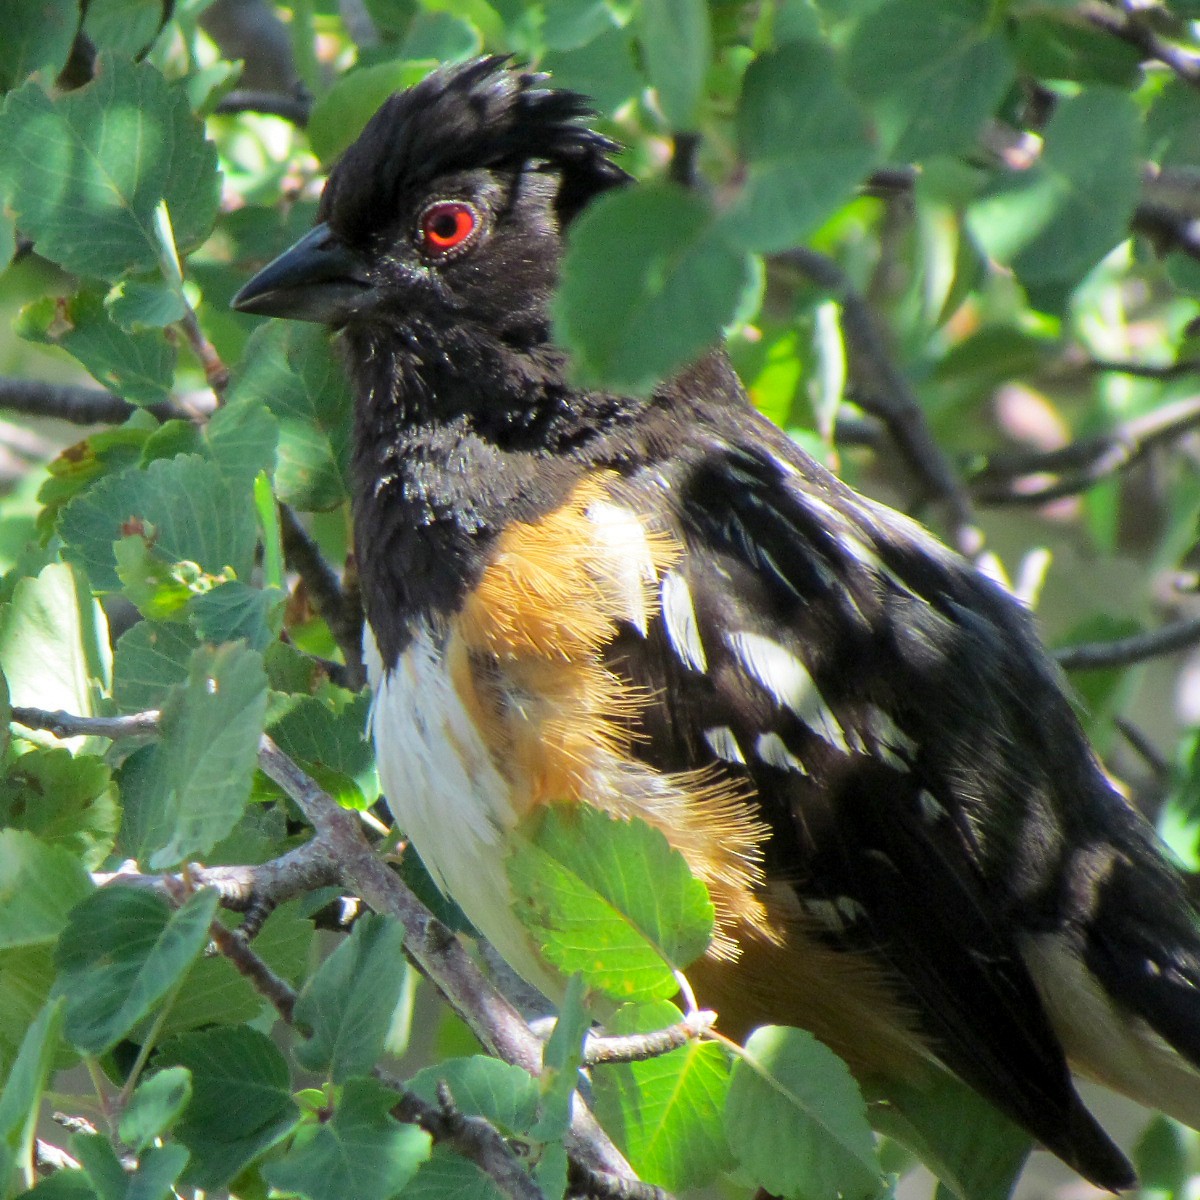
[[320, 56, 629, 243]]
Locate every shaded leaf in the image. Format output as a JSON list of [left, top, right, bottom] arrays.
[[293, 913, 408, 1081], [118, 642, 267, 869], [637, 0, 710, 130], [0, 829, 94, 952], [54, 886, 219, 1055], [112, 620, 198, 713], [846, 0, 1014, 160], [0, 59, 219, 280], [223, 324, 353, 510], [554, 183, 750, 394], [119, 1067, 193, 1154], [160, 1025, 298, 1190], [264, 1077, 431, 1200], [60, 454, 257, 592], [725, 41, 877, 252], [725, 1025, 882, 1200], [17, 290, 175, 405], [406, 1057, 539, 1136]]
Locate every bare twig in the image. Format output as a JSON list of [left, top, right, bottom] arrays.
[[584, 1011, 714, 1067], [1079, 1, 1200, 89], [279, 505, 366, 687], [0, 377, 203, 426], [1115, 716, 1172, 781], [970, 394, 1200, 505], [12, 706, 160, 741], [667, 134, 700, 190], [213, 88, 313, 125], [1054, 614, 1200, 671], [567, 1161, 671, 1200], [208, 920, 298, 1021], [1087, 358, 1200, 380], [776, 247, 981, 555]]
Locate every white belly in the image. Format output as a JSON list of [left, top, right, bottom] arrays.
[[364, 624, 560, 1000]]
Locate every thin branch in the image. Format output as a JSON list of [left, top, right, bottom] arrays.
[[1054, 613, 1200, 671], [1079, 1, 1200, 89], [1115, 716, 1172, 781], [1088, 357, 1200, 379], [208, 920, 298, 1021], [667, 134, 700, 189], [12, 706, 160, 740], [970, 394, 1200, 505], [567, 1161, 671, 1200], [0, 377, 203, 426], [776, 247, 982, 555], [279, 505, 366, 687], [584, 1012, 714, 1067], [213, 88, 313, 125]]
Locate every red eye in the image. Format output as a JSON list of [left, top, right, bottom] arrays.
[[419, 201, 478, 256]]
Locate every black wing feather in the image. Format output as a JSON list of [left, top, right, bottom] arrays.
[[609, 423, 1135, 1189]]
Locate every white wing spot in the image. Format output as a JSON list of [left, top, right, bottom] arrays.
[[865, 705, 916, 772], [586, 500, 659, 634], [703, 725, 745, 764], [726, 630, 851, 754], [661, 570, 707, 672], [754, 731, 808, 775], [917, 789, 946, 823]]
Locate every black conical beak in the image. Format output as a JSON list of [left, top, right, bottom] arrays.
[[232, 223, 372, 324]]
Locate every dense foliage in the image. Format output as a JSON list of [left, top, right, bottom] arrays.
[[3, 1, 1200, 1198]]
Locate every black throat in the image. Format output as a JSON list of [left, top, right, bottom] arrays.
[[344, 316, 642, 668]]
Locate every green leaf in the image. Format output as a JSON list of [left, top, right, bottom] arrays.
[[112, 620, 198, 713], [158, 1026, 298, 1190], [0, 829, 94, 952], [155, 904, 312, 1037], [554, 183, 750, 394], [0, 998, 65, 1192], [637, 0, 710, 130], [202, 397, 281, 492], [264, 1077, 431, 1200], [725, 1025, 882, 1200], [17, 289, 175, 405], [406, 1057, 539, 1135], [293, 913, 409, 1081], [114, 535, 233, 621], [966, 88, 1140, 296], [0, 749, 118, 870], [870, 1072, 1030, 1200], [307, 60, 435, 164], [0, 562, 112, 750], [0, 59, 219, 280], [400, 1146, 505, 1200], [724, 41, 878, 252], [1011, 14, 1142, 86], [0, 947, 59, 1085], [189, 581, 282, 652], [82, 0, 167, 57], [119, 1067, 193, 1153], [591, 1000, 732, 1190], [1147, 80, 1200, 170], [0, 0, 77, 91], [54, 886, 219, 1055], [72, 1135, 187, 1200], [268, 692, 376, 801], [118, 642, 268, 869], [531, 973, 589, 1144], [223, 324, 354, 510], [105, 280, 188, 332], [845, 0, 1014, 160], [541, 25, 640, 115], [60, 454, 258, 592], [508, 806, 713, 1001], [1135, 1114, 1190, 1194]]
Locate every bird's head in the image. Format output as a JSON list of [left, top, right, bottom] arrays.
[[232, 57, 628, 348]]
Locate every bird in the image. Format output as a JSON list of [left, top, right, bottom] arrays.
[[233, 56, 1200, 1191]]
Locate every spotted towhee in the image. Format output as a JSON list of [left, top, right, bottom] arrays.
[[234, 57, 1200, 1190]]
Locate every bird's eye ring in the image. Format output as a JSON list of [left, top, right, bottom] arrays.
[[418, 201, 479, 258]]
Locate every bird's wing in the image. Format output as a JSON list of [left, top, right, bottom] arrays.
[[602, 425, 1134, 1188]]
